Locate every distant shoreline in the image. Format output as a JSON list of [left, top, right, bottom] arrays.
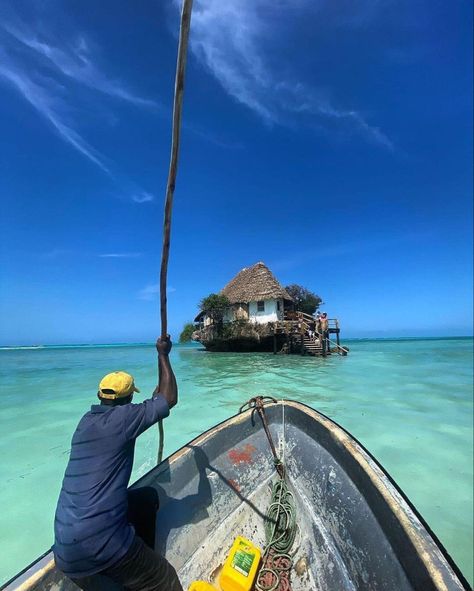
[[1, 336, 473, 351]]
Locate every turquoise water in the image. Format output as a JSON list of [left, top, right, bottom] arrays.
[[0, 338, 472, 585]]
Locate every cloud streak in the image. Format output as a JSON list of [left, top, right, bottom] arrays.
[[138, 284, 176, 301], [0, 54, 111, 173], [183, 0, 393, 149], [131, 192, 155, 204], [99, 253, 142, 258], [3, 24, 157, 108], [0, 17, 157, 199]]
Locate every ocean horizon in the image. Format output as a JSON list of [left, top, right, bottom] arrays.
[[1, 334, 473, 350], [1, 336, 473, 585]]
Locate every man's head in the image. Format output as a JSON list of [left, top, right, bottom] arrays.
[[98, 371, 140, 405]]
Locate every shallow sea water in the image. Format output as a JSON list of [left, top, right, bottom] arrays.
[[0, 338, 472, 585]]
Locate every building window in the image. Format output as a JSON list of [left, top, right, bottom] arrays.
[[257, 300, 265, 312], [277, 300, 281, 311]]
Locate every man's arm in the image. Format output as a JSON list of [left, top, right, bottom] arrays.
[[153, 335, 178, 409], [122, 336, 176, 441]]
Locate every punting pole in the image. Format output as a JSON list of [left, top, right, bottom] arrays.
[[157, 0, 193, 464]]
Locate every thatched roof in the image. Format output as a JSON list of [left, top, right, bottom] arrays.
[[221, 262, 293, 304]]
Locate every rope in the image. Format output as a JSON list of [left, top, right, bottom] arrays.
[[265, 480, 297, 554], [157, 0, 193, 464], [240, 397, 298, 590], [239, 396, 283, 478], [256, 478, 297, 591]]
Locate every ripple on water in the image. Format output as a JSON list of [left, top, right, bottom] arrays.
[[0, 338, 472, 586]]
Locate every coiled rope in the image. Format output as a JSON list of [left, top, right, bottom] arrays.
[[240, 397, 298, 590], [256, 477, 298, 591]]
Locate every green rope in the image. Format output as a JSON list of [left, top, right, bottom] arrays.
[[265, 479, 297, 554], [256, 478, 298, 591], [239, 396, 298, 589]]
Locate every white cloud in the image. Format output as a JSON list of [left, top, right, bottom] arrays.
[[0, 17, 156, 200], [99, 253, 142, 258], [0, 56, 111, 173], [3, 24, 157, 108], [182, 0, 393, 149], [138, 284, 176, 301], [131, 191, 155, 204]]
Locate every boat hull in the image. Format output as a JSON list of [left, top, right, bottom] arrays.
[[2, 401, 469, 591]]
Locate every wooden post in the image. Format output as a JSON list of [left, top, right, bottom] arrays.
[[322, 333, 327, 357], [273, 329, 277, 354], [157, 0, 194, 466], [336, 330, 340, 348], [300, 327, 305, 356]]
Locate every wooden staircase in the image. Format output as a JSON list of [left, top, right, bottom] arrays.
[[302, 335, 323, 355]]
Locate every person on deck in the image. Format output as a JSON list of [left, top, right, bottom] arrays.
[[53, 336, 183, 591], [315, 312, 322, 336], [320, 313, 329, 350]]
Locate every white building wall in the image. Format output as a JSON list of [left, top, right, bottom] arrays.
[[248, 299, 279, 324], [206, 300, 284, 325]]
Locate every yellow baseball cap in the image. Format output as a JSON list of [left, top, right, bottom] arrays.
[[98, 371, 140, 400]]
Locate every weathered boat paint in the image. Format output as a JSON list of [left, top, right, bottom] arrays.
[[2, 401, 470, 591]]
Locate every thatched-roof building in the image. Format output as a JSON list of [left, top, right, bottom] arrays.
[[193, 262, 346, 355], [195, 262, 293, 325], [222, 262, 293, 304]]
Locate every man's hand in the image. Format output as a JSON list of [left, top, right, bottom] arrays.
[[155, 335, 178, 409], [156, 335, 172, 356]]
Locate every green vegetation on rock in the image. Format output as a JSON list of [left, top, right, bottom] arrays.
[[285, 284, 323, 315], [179, 322, 196, 343], [199, 293, 231, 324]]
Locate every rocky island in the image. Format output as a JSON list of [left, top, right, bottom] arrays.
[[191, 262, 347, 356]]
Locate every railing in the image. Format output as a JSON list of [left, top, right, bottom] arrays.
[[277, 313, 346, 355], [196, 314, 347, 355], [283, 311, 339, 329]]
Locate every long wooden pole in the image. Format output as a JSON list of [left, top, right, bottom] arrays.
[[160, 0, 193, 338], [157, 0, 193, 464]]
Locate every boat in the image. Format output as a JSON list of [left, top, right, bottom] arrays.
[[2, 400, 469, 591]]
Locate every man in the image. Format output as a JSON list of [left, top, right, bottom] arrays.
[[53, 336, 183, 591], [320, 312, 330, 352]]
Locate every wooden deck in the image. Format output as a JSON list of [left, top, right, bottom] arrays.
[[194, 311, 348, 356], [272, 312, 348, 357]]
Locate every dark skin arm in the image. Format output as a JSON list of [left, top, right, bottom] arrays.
[[153, 335, 178, 409]]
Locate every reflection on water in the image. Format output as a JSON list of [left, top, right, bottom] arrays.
[[0, 338, 472, 585]]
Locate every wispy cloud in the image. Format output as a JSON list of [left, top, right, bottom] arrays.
[[0, 16, 157, 200], [131, 192, 155, 204], [3, 23, 157, 108], [99, 253, 142, 259], [0, 54, 111, 173], [138, 284, 176, 301], [181, 0, 393, 149], [39, 250, 143, 260]]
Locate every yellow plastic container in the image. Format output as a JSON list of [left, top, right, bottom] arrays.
[[188, 582, 217, 591], [219, 536, 262, 591]]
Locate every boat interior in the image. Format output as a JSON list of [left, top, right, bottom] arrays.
[[4, 401, 466, 591]]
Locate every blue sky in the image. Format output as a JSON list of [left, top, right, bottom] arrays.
[[0, 0, 472, 345]]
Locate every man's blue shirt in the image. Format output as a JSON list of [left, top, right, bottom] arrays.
[[53, 395, 169, 577]]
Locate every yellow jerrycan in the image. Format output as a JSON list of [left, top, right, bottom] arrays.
[[219, 536, 262, 591], [188, 582, 217, 591]]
